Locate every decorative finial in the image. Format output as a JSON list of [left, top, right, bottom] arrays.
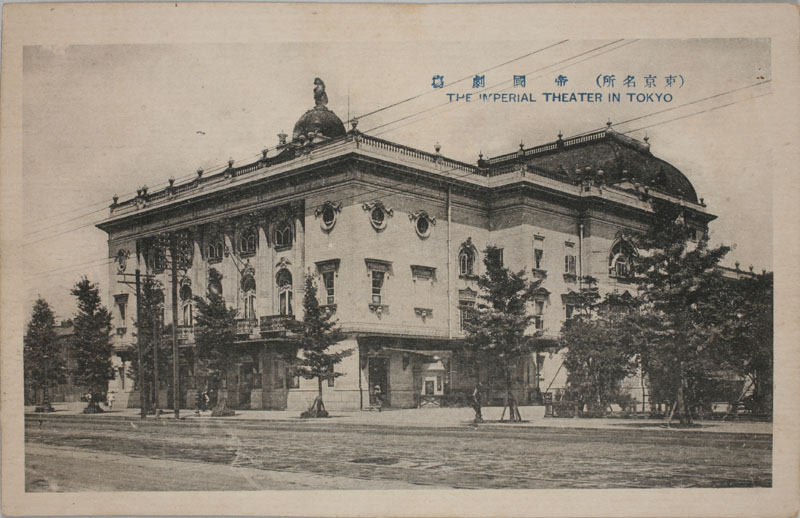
[[112, 194, 119, 205], [735, 261, 740, 270], [197, 167, 204, 178], [643, 134, 650, 144], [228, 158, 234, 168], [749, 265, 754, 273], [557, 130, 563, 140], [168, 176, 175, 187], [434, 141, 441, 153], [262, 147, 269, 159], [606, 119, 612, 128], [141, 185, 148, 195], [278, 131, 288, 146], [519, 139, 525, 150], [700, 197, 705, 205], [762, 268, 767, 275], [478, 150, 483, 160], [350, 118, 359, 131]]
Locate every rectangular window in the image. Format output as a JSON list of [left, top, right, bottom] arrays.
[[327, 366, 335, 388], [322, 271, 335, 306], [183, 303, 193, 326], [566, 304, 575, 319], [279, 291, 293, 316], [118, 302, 126, 327], [244, 295, 256, 320], [533, 236, 544, 269], [371, 271, 385, 304], [459, 300, 475, 330], [488, 248, 504, 266], [564, 242, 576, 274], [534, 300, 545, 330]]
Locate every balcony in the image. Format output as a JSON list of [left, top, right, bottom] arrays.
[[177, 325, 194, 346], [259, 315, 294, 336], [235, 319, 257, 337]]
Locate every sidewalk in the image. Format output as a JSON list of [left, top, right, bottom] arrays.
[[25, 401, 773, 435]]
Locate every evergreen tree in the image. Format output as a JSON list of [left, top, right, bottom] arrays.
[[24, 297, 66, 411], [193, 268, 237, 395], [632, 201, 730, 425], [462, 245, 543, 421], [70, 278, 115, 413], [128, 277, 171, 411], [287, 274, 350, 418]]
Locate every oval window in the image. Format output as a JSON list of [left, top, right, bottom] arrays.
[[416, 217, 430, 237], [321, 206, 336, 230], [370, 207, 385, 227]]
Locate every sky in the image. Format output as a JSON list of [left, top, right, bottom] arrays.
[[22, 39, 772, 320]]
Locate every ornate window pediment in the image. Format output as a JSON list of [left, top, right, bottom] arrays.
[[458, 287, 477, 300], [364, 258, 392, 274], [315, 258, 340, 273], [411, 264, 436, 281]]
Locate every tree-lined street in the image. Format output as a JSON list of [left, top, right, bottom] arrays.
[[25, 414, 771, 491]]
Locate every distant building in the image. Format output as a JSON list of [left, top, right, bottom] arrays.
[[97, 80, 714, 411]]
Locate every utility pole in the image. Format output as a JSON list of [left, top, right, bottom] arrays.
[[153, 292, 159, 417], [152, 303, 159, 415], [170, 238, 180, 419], [135, 269, 146, 418], [118, 268, 154, 419]]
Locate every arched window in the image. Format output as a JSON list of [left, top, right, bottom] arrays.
[[180, 285, 193, 326], [609, 240, 636, 278], [274, 223, 293, 249], [459, 248, 475, 276], [207, 240, 224, 261], [148, 248, 166, 272], [241, 275, 257, 320], [239, 228, 257, 255], [276, 269, 293, 316]]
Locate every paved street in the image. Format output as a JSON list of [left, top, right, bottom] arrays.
[[25, 412, 771, 490]]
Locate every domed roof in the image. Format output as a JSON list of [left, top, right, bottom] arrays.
[[292, 106, 347, 140]]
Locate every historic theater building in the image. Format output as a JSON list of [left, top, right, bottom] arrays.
[[97, 81, 714, 411]]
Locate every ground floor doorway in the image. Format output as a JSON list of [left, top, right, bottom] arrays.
[[368, 356, 389, 408]]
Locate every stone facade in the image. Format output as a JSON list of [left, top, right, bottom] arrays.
[[98, 92, 714, 412]]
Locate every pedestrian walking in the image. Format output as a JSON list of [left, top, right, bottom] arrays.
[[107, 392, 115, 410], [472, 382, 484, 423], [373, 384, 383, 412]]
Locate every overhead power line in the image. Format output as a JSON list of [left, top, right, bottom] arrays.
[[27, 42, 569, 233]]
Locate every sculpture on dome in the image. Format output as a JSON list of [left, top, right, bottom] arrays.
[[313, 78, 328, 107]]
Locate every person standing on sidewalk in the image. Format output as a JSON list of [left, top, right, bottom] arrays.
[[472, 383, 484, 423], [373, 385, 383, 412], [107, 392, 115, 410]]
